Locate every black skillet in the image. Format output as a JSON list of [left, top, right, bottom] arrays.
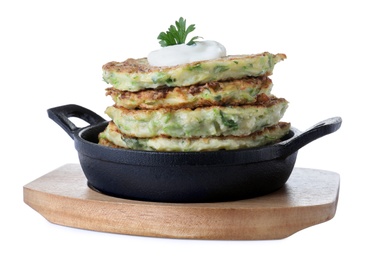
[[48, 104, 342, 203]]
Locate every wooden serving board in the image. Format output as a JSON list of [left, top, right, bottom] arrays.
[[23, 164, 340, 240]]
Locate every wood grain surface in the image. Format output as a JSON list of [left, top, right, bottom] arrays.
[[23, 164, 340, 240]]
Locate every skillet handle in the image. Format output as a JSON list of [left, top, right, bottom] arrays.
[[282, 117, 342, 156], [47, 104, 106, 140]]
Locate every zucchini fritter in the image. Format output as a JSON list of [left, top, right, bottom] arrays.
[[98, 121, 290, 152], [106, 76, 273, 110], [102, 52, 286, 92], [105, 97, 288, 138]]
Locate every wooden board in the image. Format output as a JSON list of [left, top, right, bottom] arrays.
[[23, 164, 340, 240]]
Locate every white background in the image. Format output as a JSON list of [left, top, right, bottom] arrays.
[[1, 0, 365, 259]]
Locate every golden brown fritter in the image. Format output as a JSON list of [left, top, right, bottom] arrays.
[[106, 76, 273, 110], [105, 97, 288, 138], [102, 52, 286, 91], [98, 121, 290, 152]]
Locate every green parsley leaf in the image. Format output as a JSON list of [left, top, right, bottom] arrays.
[[158, 17, 200, 47]]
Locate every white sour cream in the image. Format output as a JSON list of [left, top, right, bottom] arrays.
[[147, 40, 226, 67]]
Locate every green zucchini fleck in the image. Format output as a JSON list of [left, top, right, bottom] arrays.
[[213, 65, 229, 74], [219, 110, 238, 130]]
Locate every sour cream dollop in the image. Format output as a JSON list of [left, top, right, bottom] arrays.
[[147, 40, 226, 67]]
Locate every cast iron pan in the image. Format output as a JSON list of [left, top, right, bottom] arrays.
[[48, 104, 342, 203]]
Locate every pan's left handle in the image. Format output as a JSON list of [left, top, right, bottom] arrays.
[[47, 104, 106, 140]]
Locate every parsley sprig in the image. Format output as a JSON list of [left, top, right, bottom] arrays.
[[157, 17, 200, 47]]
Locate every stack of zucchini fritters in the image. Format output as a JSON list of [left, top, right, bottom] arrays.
[[98, 52, 290, 152]]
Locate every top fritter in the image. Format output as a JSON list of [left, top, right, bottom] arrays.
[[102, 52, 286, 92]]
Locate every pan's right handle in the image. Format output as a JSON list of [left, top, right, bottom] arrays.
[[281, 117, 342, 157], [47, 104, 106, 140]]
